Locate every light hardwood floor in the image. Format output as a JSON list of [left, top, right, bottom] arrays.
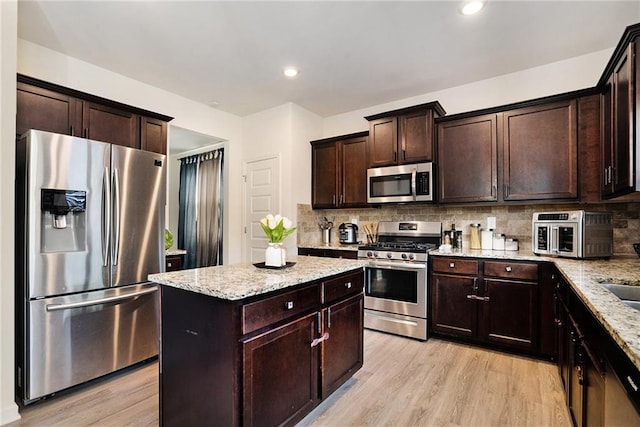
[[9, 331, 571, 426]]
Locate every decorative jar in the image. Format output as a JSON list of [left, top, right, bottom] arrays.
[[265, 243, 285, 267]]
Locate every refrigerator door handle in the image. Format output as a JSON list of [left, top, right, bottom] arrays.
[[112, 168, 121, 266], [102, 167, 110, 267], [45, 286, 158, 312]]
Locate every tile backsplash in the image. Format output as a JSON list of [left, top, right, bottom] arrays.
[[297, 202, 640, 256]]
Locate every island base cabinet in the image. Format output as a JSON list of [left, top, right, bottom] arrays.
[[242, 313, 319, 427], [321, 294, 364, 398], [160, 286, 237, 427]]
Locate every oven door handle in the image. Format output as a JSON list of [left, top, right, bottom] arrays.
[[367, 261, 427, 271]]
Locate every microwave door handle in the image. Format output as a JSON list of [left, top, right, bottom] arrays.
[[551, 226, 559, 254], [411, 168, 417, 201]]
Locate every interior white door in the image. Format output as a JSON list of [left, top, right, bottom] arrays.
[[243, 156, 280, 263]]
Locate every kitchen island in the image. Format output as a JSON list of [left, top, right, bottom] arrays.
[[148, 256, 367, 427]]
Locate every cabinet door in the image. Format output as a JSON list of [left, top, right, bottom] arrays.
[[340, 136, 368, 207], [431, 274, 477, 337], [611, 42, 635, 194], [140, 116, 167, 154], [243, 312, 319, 427], [503, 100, 578, 200], [16, 82, 81, 138], [321, 294, 363, 398], [437, 114, 498, 203], [82, 102, 139, 148], [482, 279, 537, 351], [312, 141, 338, 208], [400, 110, 433, 163], [368, 117, 398, 167]]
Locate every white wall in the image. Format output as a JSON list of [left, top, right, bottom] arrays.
[[17, 40, 245, 265], [322, 48, 614, 138], [241, 103, 322, 257], [0, 2, 19, 424]]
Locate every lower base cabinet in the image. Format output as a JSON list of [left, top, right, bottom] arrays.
[[430, 257, 539, 354], [160, 269, 364, 427], [554, 270, 640, 426]]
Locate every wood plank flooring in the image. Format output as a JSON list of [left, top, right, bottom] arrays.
[[9, 331, 570, 426]]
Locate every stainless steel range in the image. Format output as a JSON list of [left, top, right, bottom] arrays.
[[358, 221, 442, 340]]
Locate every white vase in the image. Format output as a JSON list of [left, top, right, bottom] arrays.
[[265, 243, 285, 267]]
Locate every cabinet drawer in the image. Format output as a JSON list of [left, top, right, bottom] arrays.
[[484, 261, 538, 281], [432, 258, 479, 275], [242, 284, 321, 335], [323, 270, 363, 305]]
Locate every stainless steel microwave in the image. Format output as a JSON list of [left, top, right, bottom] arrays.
[[532, 211, 613, 259], [367, 163, 433, 204]]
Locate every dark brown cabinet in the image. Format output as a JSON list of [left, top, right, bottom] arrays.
[[437, 114, 498, 203], [160, 268, 364, 426], [298, 247, 357, 259], [553, 267, 640, 426], [436, 97, 579, 203], [430, 257, 539, 354], [165, 254, 183, 271], [311, 132, 368, 209], [601, 41, 636, 197], [16, 75, 171, 154], [502, 100, 578, 201], [365, 102, 445, 167]]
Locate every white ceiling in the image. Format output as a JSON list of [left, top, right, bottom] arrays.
[[17, 1, 640, 119]]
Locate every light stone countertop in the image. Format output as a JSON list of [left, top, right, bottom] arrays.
[[166, 249, 187, 256], [430, 248, 640, 372], [297, 241, 360, 251], [148, 255, 367, 301]]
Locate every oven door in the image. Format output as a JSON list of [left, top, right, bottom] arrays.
[[364, 261, 427, 318], [534, 222, 579, 257]]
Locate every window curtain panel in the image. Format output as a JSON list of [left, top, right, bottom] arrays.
[[196, 149, 224, 267], [178, 155, 198, 269]]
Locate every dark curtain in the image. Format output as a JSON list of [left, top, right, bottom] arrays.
[[196, 149, 224, 267], [178, 155, 198, 269]]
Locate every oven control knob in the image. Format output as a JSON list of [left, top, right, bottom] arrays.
[[386, 252, 393, 259], [401, 253, 408, 260], [373, 252, 379, 258], [367, 251, 373, 258], [408, 253, 415, 260]]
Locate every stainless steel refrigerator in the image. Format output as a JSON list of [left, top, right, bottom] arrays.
[[15, 130, 165, 404]]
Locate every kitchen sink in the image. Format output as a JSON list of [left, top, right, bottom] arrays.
[[601, 283, 640, 311]]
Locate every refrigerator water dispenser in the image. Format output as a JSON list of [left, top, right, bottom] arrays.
[[41, 189, 87, 252]]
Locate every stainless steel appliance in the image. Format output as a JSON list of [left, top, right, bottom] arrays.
[[358, 221, 442, 340], [532, 210, 613, 259], [367, 162, 433, 204], [16, 130, 165, 404], [338, 223, 358, 244]]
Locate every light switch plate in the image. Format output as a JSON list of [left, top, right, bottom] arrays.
[[487, 216, 496, 230]]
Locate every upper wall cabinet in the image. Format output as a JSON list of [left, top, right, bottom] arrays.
[[436, 95, 589, 204], [311, 132, 369, 209], [599, 24, 640, 199], [365, 102, 445, 167], [16, 75, 172, 154]]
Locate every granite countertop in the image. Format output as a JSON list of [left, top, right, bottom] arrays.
[[148, 255, 367, 301], [430, 248, 640, 371], [298, 241, 360, 251], [166, 249, 187, 256]]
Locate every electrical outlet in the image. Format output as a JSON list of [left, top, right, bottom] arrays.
[[350, 217, 358, 225]]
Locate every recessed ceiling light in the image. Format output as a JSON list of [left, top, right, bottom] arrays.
[[283, 67, 299, 78], [460, 1, 485, 16]]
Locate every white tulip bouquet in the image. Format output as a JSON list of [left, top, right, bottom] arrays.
[[260, 214, 296, 243]]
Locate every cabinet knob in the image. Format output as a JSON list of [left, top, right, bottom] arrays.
[[345, 282, 352, 289], [285, 301, 294, 310], [505, 266, 512, 272], [449, 263, 455, 268], [167, 262, 173, 267]]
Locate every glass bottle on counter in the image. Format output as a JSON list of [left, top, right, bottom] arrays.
[[469, 224, 481, 249]]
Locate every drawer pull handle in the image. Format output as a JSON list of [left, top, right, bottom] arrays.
[[505, 266, 512, 272], [449, 263, 455, 268], [466, 295, 490, 302], [345, 282, 352, 289], [285, 301, 294, 310]]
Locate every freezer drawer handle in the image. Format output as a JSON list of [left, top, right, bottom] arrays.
[[45, 286, 158, 312]]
